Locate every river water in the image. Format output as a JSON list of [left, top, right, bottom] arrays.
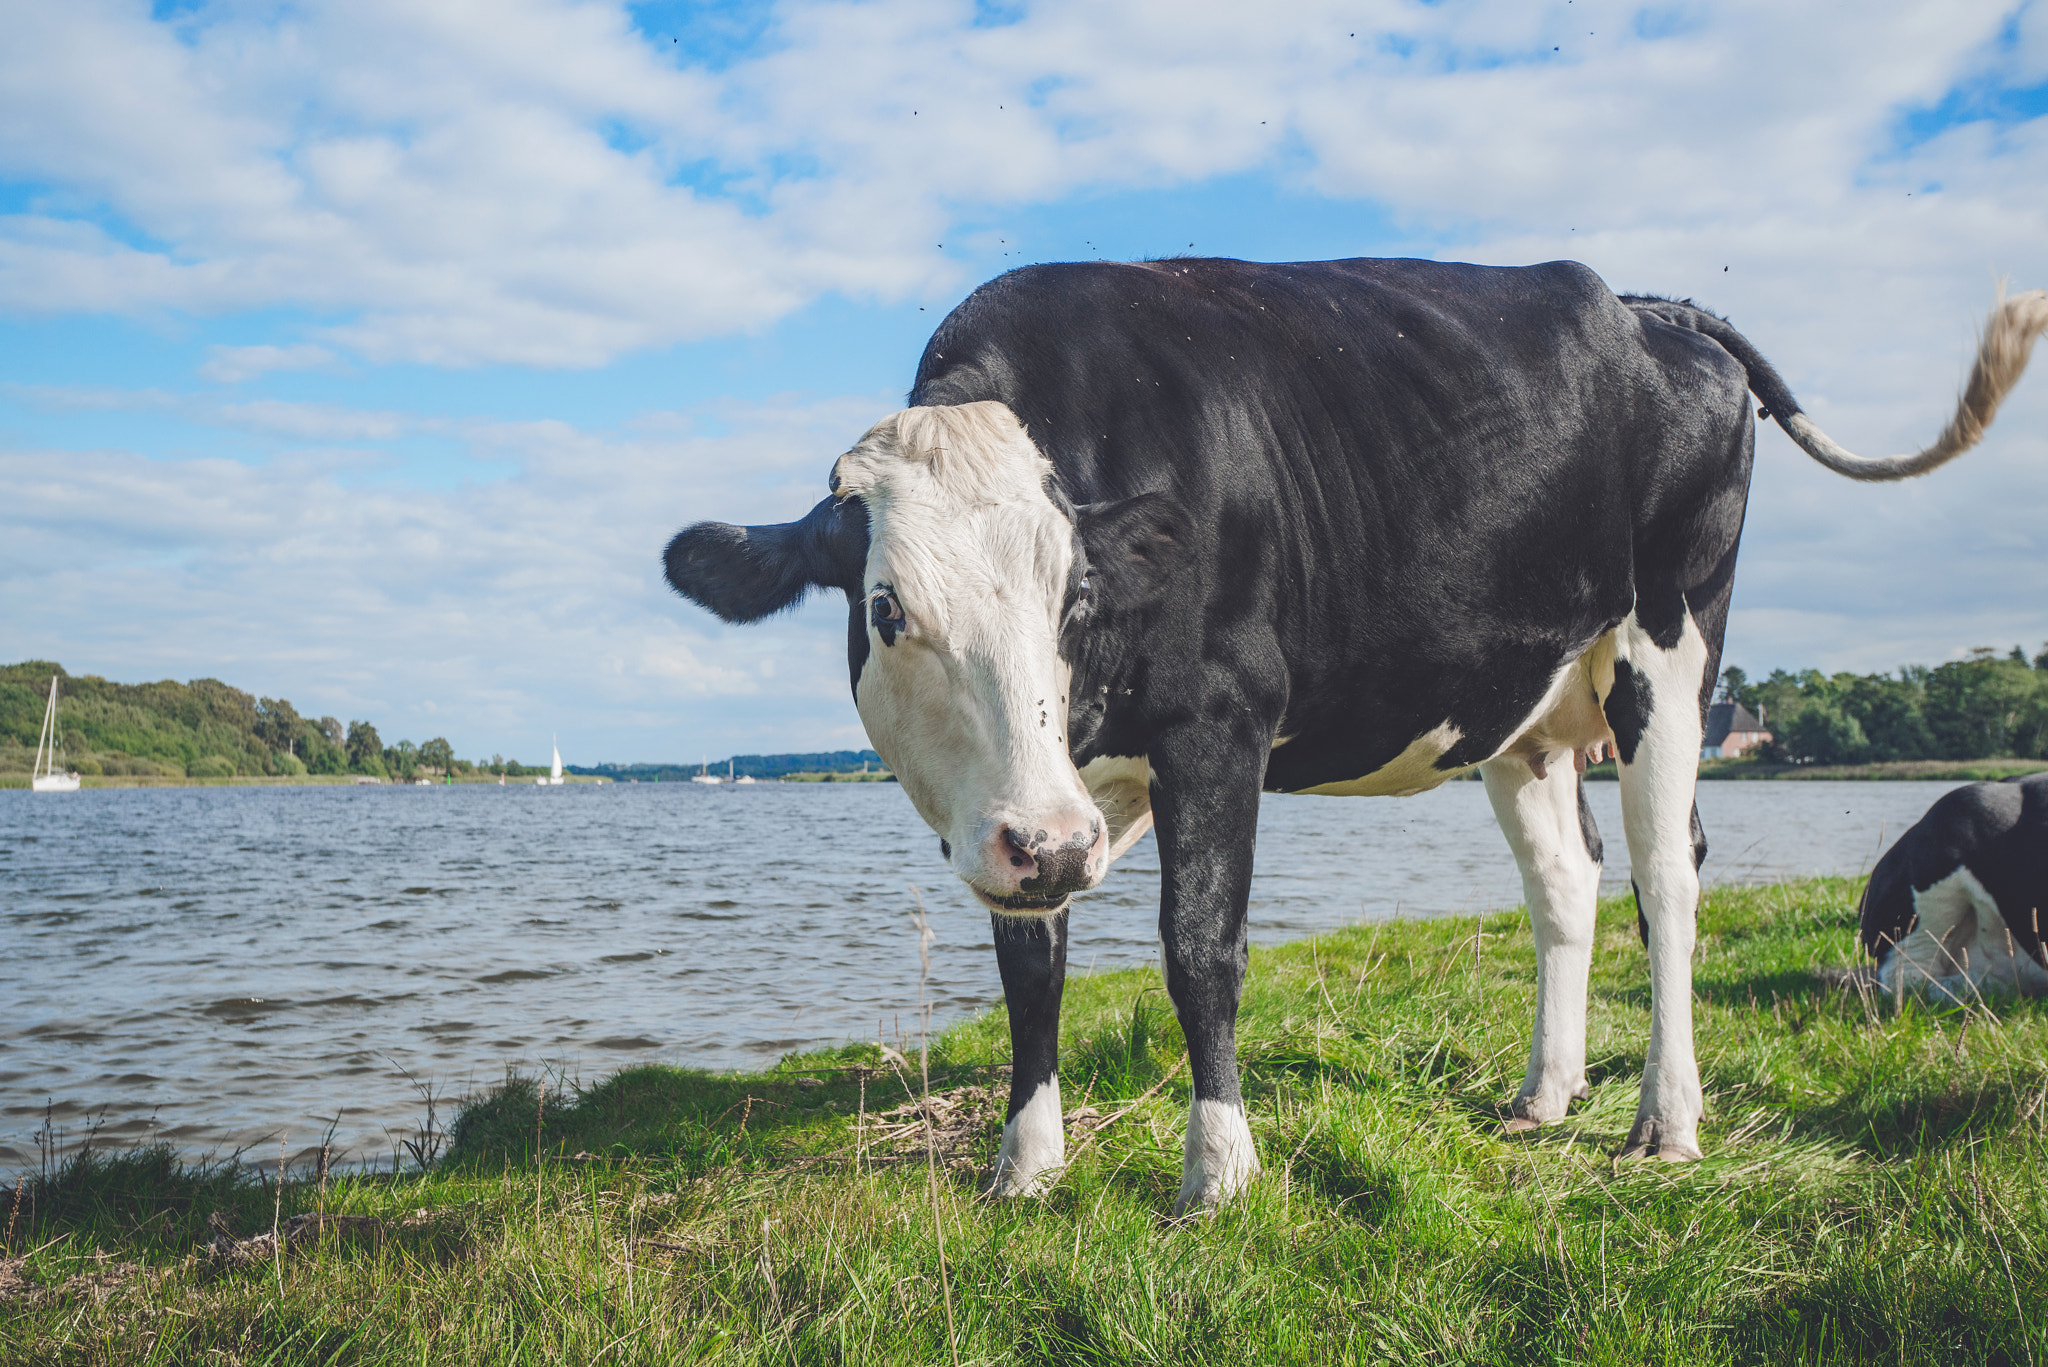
[[1, 778, 1960, 1170]]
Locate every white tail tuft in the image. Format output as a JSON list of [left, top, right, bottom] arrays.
[[1785, 285, 2048, 481]]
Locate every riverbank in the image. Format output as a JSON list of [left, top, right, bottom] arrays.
[[5, 876, 2042, 1364], [0, 772, 611, 789], [1579, 756, 2048, 782]]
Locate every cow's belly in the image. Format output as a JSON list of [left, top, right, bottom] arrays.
[[1290, 633, 1619, 797], [1295, 721, 1469, 796]]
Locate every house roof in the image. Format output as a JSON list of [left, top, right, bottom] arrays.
[[1704, 700, 1768, 747]]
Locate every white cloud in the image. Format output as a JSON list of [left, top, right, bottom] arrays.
[[0, 0, 2042, 371], [200, 344, 337, 383], [6, 383, 415, 442]]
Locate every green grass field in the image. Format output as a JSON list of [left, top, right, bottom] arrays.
[[4, 877, 2044, 1365]]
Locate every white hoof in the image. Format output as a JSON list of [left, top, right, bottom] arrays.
[[987, 1079, 1065, 1196], [1174, 1099, 1260, 1213]]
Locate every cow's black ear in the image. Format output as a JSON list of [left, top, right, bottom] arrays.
[[664, 496, 870, 623], [1075, 491, 1189, 608]]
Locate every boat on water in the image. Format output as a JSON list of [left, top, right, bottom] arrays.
[[31, 675, 81, 792], [691, 757, 724, 785], [536, 738, 566, 786]]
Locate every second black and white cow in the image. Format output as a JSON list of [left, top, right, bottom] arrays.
[[665, 257, 2047, 1210], [1862, 772, 2048, 1002]]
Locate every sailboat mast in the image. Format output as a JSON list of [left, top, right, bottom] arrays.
[[36, 675, 59, 780]]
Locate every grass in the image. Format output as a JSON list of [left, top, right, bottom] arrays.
[[4, 876, 2045, 1365]]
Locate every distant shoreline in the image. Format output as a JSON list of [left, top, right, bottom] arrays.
[[10, 757, 2041, 792], [0, 773, 613, 790], [1586, 756, 2047, 783]]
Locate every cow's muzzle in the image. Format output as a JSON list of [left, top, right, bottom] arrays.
[[970, 813, 1105, 912]]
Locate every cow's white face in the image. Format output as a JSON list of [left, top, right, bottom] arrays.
[[831, 401, 1108, 912]]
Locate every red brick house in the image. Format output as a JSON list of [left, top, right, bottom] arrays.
[[1702, 701, 1771, 759]]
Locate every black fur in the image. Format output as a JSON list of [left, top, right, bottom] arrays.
[[665, 494, 869, 623], [990, 909, 1068, 1122], [1577, 783, 1604, 867], [1861, 773, 2048, 968], [1604, 660, 1654, 767]]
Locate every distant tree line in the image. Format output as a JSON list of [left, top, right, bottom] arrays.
[[574, 751, 887, 782], [1721, 644, 2048, 766], [0, 661, 536, 781]]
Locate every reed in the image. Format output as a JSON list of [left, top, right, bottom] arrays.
[[3, 876, 2044, 1365]]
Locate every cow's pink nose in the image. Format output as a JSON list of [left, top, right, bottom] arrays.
[[997, 819, 1103, 898]]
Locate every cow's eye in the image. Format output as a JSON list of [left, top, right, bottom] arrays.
[[870, 588, 905, 640]]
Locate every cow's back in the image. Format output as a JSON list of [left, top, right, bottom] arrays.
[[910, 257, 1755, 790]]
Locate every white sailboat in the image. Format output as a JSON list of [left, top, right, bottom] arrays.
[[690, 756, 724, 785], [536, 736, 566, 785], [31, 675, 82, 792]]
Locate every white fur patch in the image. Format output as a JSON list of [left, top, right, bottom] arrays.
[[1882, 865, 2048, 1002], [1299, 720, 1465, 797], [1480, 753, 1602, 1127], [990, 1077, 1066, 1196], [1177, 1098, 1259, 1212], [1077, 753, 1154, 864], [1609, 609, 1711, 1160], [1486, 633, 1618, 771]]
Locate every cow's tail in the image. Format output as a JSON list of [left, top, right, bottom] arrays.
[[1626, 286, 2048, 482]]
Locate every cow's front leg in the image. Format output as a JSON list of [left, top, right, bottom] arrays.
[[988, 907, 1068, 1195], [1479, 753, 1602, 1129], [1152, 728, 1264, 1213], [1607, 612, 1711, 1161]]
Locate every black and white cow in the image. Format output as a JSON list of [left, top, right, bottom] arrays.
[[1862, 772, 2048, 1003], [664, 258, 2047, 1210]]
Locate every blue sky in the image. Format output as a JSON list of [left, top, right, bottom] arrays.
[[4, 0, 2047, 764]]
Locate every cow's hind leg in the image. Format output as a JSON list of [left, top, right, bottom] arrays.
[[1481, 753, 1603, 1130], [1606, 611, 1711, 1161], [988, 909, 1068, 1195]]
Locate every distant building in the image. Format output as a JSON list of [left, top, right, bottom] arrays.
[[1702, 701, 1771, 759]]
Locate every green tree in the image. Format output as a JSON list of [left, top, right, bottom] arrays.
[[1785, 703, 1870, 765], [418, 737, 456, 776], [1835, 671, 1935, 761], [345, 720, 386, 775], [384, 739, 420, 780], [1924, 650, 2048, 758], [255, 696, 310, 774], [255, 696, 302, 753]]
